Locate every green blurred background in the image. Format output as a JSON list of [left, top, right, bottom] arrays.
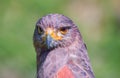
[[0, 0, 120, 78]]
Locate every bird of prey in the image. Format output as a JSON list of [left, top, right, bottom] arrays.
[[33, 14, 95, 78]]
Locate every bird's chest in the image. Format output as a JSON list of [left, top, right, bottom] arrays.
[[39, 49, 68, 78]]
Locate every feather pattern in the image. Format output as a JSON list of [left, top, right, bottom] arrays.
[[33, 14, 95, 78]]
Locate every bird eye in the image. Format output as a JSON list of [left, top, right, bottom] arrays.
[[37, 26, 44, 34], [59, 27, 70, 35]]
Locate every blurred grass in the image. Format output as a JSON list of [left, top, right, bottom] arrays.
[[0, 0, 68, 78], [0, 0, 120, 78]]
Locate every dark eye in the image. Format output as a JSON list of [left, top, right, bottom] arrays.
[[37, 26, 44, 34], [59, 26, 71, 35]]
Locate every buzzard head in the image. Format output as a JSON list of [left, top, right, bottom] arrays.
[[33, 14, 80, 50]]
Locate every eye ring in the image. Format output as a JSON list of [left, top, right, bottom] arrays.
[[37, 26, 44, 34], [59, 27, 70, 35]]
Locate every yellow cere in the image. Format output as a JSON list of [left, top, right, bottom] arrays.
[[46, 28, 62, 40]]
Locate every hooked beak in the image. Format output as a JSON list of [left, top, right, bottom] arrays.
[[46, 34, 53, 49], [45, 28, 62, 49]]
